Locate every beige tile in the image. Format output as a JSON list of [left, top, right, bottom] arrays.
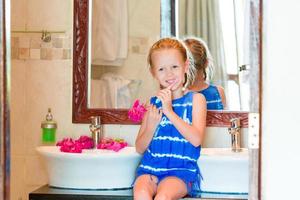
[[51, 48, 63, 59], [11, 37, 19, 48], [63, 37, 71, 49], [52, 37, 63, 48], [30, 49, 41, 59], [11, 60, 26, 156], [119, 125, 140, 146], [63, 49, 71, 59], [11, 47, 19, 59], [103, 125, 121, 139], [203, 127, 229, 148], [25, 185, 45, 200], [203, 127, 248, 148], [25, 155, 48, 185], [19, 37, 30, 48], [23, 60, 73, 154], [41, 41, 52, 48], [130, 37, 149, 54], [11, 0, 26, 30], [19, 48, 30, 59], [30, 37, 42, 48], [10, 155, 26, 200], [131, 45, 140, 54], [40, 48, 52, 60], [241, 128, 248, 148], [27, 0, 72, 31]]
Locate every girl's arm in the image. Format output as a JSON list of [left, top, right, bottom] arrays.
[[162, 93, 207, 147], [217, 85, 227, 109], [135, 104, 162, 154]]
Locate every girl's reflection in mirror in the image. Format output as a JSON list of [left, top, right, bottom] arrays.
[[184, 37, 226, 110]]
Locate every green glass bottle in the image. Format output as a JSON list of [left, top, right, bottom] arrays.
[[41, 108, 57, 144]]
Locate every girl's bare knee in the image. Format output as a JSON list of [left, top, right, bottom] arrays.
[[134, 188, 153, 200], [133, 175, 157, 200], [154, 192, 171, 200]]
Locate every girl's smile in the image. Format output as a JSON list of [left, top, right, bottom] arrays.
[[151, 49, 188, 93]]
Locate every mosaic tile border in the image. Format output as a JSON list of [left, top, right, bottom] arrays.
[[11, 35, 71, 60]]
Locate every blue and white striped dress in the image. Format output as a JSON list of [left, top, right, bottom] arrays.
[[199, 85, 224, 110], [136, 91, 202, 196]]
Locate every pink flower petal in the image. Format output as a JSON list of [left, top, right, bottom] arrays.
[[128, 99, 147, 123], [57, 136, 128, 153]]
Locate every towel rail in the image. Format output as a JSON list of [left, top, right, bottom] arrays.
[[11, 30, 66, 42]]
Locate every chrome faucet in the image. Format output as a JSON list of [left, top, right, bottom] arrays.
[[228, 118, 242, 152], [89, 116, 103, 149]]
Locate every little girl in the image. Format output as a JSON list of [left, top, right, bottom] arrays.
[[184, 37, 226, 110], [134, 38, 207, 199]]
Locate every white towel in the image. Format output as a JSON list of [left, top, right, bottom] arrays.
[[91, 0, 128, 66], [90, 73, 141, 109]]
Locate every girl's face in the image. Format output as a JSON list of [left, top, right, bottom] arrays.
[[150, 49, 188, 92]]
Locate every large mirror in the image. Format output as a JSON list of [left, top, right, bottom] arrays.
[[73, 0, 260, 124]]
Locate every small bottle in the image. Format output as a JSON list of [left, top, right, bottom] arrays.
[[41, 108, 57, 144]]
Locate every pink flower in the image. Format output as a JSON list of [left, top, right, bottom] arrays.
[[56, 137, 74, 147], [128, 99, 147, 123], [57, 138, 83, 153], [56, 136, 127, 153], [56, 136, 94, 153], [75, 135, 94, 149], [97, 138, 128, 152]]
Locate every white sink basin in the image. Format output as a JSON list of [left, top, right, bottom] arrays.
[[37, 146, 248, 194], [37, 146, 142, 189], [198, 148, 249, 194]]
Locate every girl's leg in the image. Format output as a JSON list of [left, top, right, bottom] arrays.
[[154, 176, 187, 200], [133, 174, 158, 200]]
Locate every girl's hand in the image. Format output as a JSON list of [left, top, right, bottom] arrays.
[[157, 83, 175, 115], [145, 104, 162, 132]]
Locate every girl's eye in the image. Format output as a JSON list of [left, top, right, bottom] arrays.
[[158, 68, 164, 71], [172, 65, 179, 69]]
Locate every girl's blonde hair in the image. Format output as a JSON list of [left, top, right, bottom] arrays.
[[184, 37, 214, 81], [147, 37, 196, 89]]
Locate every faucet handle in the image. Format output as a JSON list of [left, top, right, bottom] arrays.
[[89, 116, 101, 132], [230, 118, 241, 128], [91, 116, 101, 125], [90, 116, 101, 126]]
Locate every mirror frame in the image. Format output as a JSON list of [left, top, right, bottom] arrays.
[[72, 0, 250, 126]]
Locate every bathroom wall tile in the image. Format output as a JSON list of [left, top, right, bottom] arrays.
[[203, 127, 248, 148], [63, 49, 71, 59], [11, 37, 19, 48], [23, 60, 74, 155], [19, 37, 30, 48], [69, 124, 91, 139], [40, 41, 53, 48], [11, 47, 19, 60], [27, 0, 72, 31], [203, 127, 230, 148], [63, 37, 71, 49], [40, 48, 52, 60], [51, 48, 64, 60], [103, 125, 121, 139], [11, 60, 26, 156], [119, 125, 140, 146], [30, 37, 42, 48], [19, 48, 30, 59], [241, 128, 248, 147], [25, 155, 48, 185], [52, 37, 63, 48], [129, 37, 149, 54], [11, 0, 26, 30], [25, 185, 44, 200], [10, 155, 26, 200], [129, 0, 160, 37], [30, 49, 41, 59]]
